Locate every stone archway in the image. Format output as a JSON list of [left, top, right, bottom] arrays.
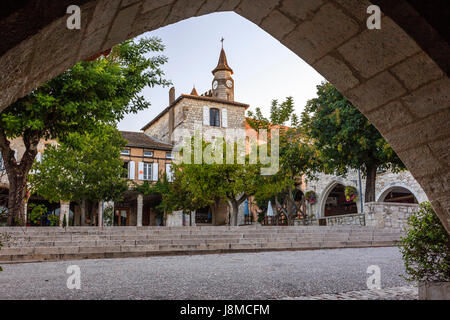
[[377, 183, 424, 204], [378, 186, 417, 204], [318, 181, 360, 218], [0, 0, 448, 232]]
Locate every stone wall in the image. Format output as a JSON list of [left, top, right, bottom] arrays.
[[364, 201, 419, 229], [324, 213, 366, 226], [166, 210, 184, 227], [177, 97, 246, 144], [375, 170, 428, 202], [144, 111, 171, 144], [146, 96, 247, 147]]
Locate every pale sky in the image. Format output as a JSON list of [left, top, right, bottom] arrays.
[[118, 11, 325, 132]]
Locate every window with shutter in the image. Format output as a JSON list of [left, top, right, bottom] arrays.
[[166, 163, 173, 182], [210, 108, 220, 127], [152, 162, 159, 181], [221, 109, 228, 127], [203, 106, 209, 126], [143, 163, 152, 180], [128, 161, 135, 180], [138, 162, 144, 180]]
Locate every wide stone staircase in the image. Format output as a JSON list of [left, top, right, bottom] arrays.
[[0, 225, 404, 263]]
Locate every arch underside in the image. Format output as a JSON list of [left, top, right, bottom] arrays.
[[377, 184, 420, 203], [318, 181, 360, 218], [0, 0, 448, 232]]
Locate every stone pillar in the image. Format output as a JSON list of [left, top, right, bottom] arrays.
[[60, 201, 70, 227], [137, 194, 143, 227], [237, 201, 245, 226], [191, 211, 196, 226], [23, 202, 28, 226], [98, 200, 103, 227]]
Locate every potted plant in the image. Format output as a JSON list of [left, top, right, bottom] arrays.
[[344, 186, 358, 203], [399, 202, 450, 300], [305, 191, 317, 204]]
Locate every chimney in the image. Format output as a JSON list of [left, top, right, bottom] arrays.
[[169, 87, 175, 104]]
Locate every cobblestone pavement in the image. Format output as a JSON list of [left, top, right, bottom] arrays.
[[282, 286, 418, 300], [0, 247, 412, 300]]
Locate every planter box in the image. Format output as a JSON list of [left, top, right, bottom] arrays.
[[419, 282, 450, 300]]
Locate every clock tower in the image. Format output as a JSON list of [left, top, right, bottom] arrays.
[[211, 41, 234, 101]]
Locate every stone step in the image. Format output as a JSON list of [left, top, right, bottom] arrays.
[[0, 225, 384, 233], [0, 238, 400, 263], [0, 226, 403, 263], [7, 235, 394, 248]]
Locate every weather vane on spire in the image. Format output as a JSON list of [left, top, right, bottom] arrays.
[[220, 37, 225, 48]]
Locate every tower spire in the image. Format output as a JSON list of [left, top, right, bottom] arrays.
[[190, 85, 199, 96], [212, 41, 233, 75], [211, 42, 234, 101]]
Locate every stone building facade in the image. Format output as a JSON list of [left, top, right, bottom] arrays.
[[302, 169, 428, 228], [140, 46, 249, 226], [111, 131, 174, 227], [142, 94, 248, 147]]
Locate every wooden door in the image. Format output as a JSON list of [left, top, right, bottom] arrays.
[[114, 208, 129, 226]]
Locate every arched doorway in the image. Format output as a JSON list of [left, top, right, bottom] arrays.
[[1, 1, 448, 233], [322, 184, 357, 217], [379, 186, 418, 204]]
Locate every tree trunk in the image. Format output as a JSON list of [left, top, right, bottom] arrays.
[[365, 164, 377, 203], [6, 171, 27, 226], [229, 199, 239, 226], [209, 197, 221, 226], [286, 186, 296, 226], [80, 199, 86, 226], [0, 129, 39, 226]]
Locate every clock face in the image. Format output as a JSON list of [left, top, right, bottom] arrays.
[[212, 80, 218, 90], [226, 80, 233, 88]]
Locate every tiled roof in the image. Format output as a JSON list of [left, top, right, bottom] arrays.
[[212, 48, 233, 75], [120, 131, 172, 150], [140, 94, 249, 131], [190, 87, 199, 96]]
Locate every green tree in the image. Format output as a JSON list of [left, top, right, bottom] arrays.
[[248, 97, 318, 225], [167, 138, 260, 226], [0, 37, 170, 225], [133, 175, 200, 225], [29, 125, 128, 221], [301, 82, 405, 202]]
